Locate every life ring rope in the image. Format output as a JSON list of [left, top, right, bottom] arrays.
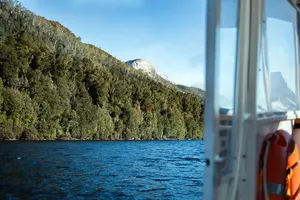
[[263, 133, 281, 200], [260, 130, 300, 200]]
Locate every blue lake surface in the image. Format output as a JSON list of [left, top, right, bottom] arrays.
[[0, 141, 204, 199]]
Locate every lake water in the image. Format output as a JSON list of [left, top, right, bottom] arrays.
[[0, 141, 204, 200]]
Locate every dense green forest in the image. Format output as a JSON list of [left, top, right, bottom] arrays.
[[0, 0, 204, 140]]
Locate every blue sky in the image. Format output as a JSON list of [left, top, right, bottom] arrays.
[[19, 0, 207, 88], [18, 0, 297, 109]]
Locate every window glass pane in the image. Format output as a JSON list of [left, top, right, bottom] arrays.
[[257, 54, 268, 113], [265, 0, 297, 112], [219, 0, 238, 113], [217, 0, 238, 177]]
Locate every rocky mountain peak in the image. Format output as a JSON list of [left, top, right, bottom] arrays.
[[125, 59, 174, 84], [125, 59, 156, 78]]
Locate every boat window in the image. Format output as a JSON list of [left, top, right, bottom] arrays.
[[257, 0, 297, 112], [257, 54, 268, 113], [217, 0, 238, 177], [219, 0, 238, 115]]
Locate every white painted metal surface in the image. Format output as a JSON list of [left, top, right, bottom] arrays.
[[203, 0, 300, 199]]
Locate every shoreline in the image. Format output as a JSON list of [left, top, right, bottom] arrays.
[[0, 138, 202, 141]]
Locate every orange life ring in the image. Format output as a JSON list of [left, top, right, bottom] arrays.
[[257, 130, 300, 200]]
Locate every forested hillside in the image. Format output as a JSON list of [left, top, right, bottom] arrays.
[[0, 0, 204, 140], [176, 85, 205, 101]]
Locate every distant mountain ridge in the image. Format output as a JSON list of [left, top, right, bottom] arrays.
[[125, 59, 205, 97], [176, 84, 204, 100], [126, 59, 230, 105], [125, 59, 176, 88]]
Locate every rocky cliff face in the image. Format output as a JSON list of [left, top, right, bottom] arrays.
[[125, 59, 174, 84], [126, 59, 157, 78]]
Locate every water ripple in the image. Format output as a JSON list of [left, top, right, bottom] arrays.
[[0, 140, 204, 199]]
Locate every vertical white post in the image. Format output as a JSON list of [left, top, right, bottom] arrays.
[[295, 12, 300, 111], [238, 0, 265, 199], [203, 0, 221, 199]]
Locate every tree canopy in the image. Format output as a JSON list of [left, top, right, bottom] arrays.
[[0, 0, 204, 140]]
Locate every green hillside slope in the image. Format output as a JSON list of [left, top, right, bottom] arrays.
[[0, 0, 204, 140]]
